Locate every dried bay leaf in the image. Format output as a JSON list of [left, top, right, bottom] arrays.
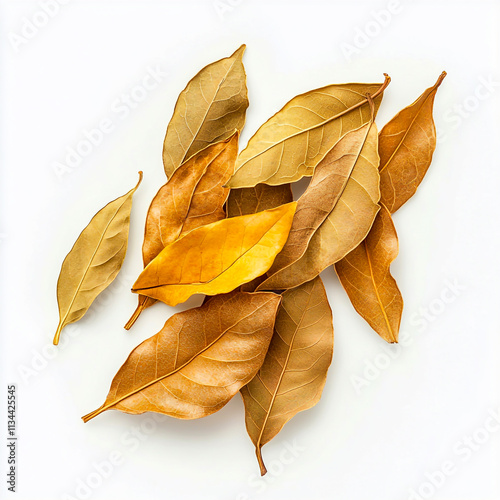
[[226, 75, 390, 188], [379, 72, 446, 213], [241, 277, 333, 475], [335, 205, 403, 343], [125, 134, 239, 329], [163, 45, 248, 178], [53, 172, 143, 345], [257, 119, 380, 291], [132, 202, 297, 306], [227, 184, 293, 292], [226, 183, 293, 218], [83, 291, 281, 421]]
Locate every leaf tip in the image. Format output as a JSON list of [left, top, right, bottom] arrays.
[[135, 171, 144, 190], [435, 71, 447, 88], [234, 44, 246, 58]]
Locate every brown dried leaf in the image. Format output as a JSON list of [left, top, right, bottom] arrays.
[[241, 277, 333, 475], [83, 292, 281, 422], [132, 202, 297, 306], [163, 45, 248, 178], [335, 205, 403, 343], [379, 72, 446, 213], [226, 184, 293, 218], [53, 173, 142, 345], [125, 134, 238, 329], [227, 76, 389, 188], [257, 120, 380, 291]]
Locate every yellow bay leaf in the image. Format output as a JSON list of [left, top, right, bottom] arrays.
[[132, 202, 297, 306]]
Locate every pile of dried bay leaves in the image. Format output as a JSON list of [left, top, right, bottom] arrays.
[[53, 45, 445, 475]]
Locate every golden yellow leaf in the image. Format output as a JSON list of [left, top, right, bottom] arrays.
[[241, 277, 333, 475], [227, 75, 389, 188], [335, 205, 403, 343], [83, 291, 281, 421], [163, 45, 248, 178], [132, 202, 297, 306], [53, 173, 142, 345], [379, 72, 446, 213], [257, 120, 380, 291], [125, 134, 238, 329]]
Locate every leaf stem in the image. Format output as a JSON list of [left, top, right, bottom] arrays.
[[82, 405, 106, 423], [124, 303, 144, 330], [256, 446, 267, 476], [53, 321, 63, 345]]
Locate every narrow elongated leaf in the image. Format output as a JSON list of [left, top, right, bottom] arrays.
[[125, 134, 238, 329], [227, 183, 293, 292], [335, 205, 403, 343], [257, 120, 380, 291], [54, 173, 142, 345], [227, 184, 293, 218], [379, 72, 446, 213], [83, 292, 281, 421], [227, 75, 389, 188], [163, 45, 248, 178], [241, 277, 333, 475], [132, 202, 297, 306]]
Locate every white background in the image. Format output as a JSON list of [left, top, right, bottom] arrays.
[[1, 1, 500, 499]]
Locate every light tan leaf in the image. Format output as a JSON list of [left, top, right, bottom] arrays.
[[83, 292, 281, 422], [335, 205, 403, 343], [125, 134, 238, 329], [163, 45, 248, 178], [53, 173, 142, 345], [257, 120, 380, 291], [379, 72, 446, 213], [241, 277, 333, 475], [226, 75, 389, 188], [132, 202, 297, 306]]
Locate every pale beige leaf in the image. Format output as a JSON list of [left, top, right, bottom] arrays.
[[227, 76, 389, 188], [258, 122, 380, 291], [54, 173, 142, 345], [163, 45, 248, 178]]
